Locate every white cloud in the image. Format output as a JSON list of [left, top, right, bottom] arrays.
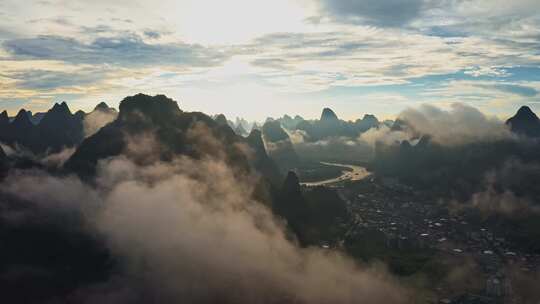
[[398, 103, 514, 145]]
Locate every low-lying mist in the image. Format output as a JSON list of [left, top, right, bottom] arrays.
[[0, 132, 411, 304], [450, 159, 540, 218], [83, 109, 118, 138], [360, 103, 513, 148], [286, 129, 373, 163], [398, 103, 512, 145]]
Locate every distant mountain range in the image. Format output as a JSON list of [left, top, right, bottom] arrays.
[[271, 108, 381, 142], [210, 107, 382, 143], [205, 107, 382, 171], [0, 102, 117, 155], [3, 99, 539, 176], [6, 110, 46, 125]]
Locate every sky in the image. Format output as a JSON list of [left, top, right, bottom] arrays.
[[0, 0, 539, 120]]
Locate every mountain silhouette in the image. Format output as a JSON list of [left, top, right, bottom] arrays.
[[12, 109, 34, 130], [66, 94, 279, 184], [274, 171, 310, 244], [320, 107, 339, 121], [275, 114, 305, 129], [0, 111, 10, 141], [118, 94, 180, 124], [295, 108, 380, 141], [0, 144, 8, 177], [214, 114, 229, 126], [390, 119, 408, 131], [0, 110, 10, 127], [251, 122, 260, 131], [0, 144, 6, 160], [38, 102, 84, 152], [272, 171, 349, 246], [30, 112, 46, 124], [94, 102, 113, 112], [247, 129, 267, 157], [246, 129, 282, 184], [262, 120, 300, 172], [506, 106, 540, 137], [262, 120, 291, 142], [0, 103, 85, 154], [2, 109, 38, 150], [91, 102, 117, 117], [355, 114, 380, 132]]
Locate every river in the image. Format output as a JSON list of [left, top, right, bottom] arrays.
[[300, 162, 371, 187]]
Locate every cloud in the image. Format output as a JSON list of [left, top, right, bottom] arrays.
[[316, 0, 425, 27], [441, 255, 484, 295], [453, 186, 540, 219], [0, 142, 17, 157], [359, 125, 410, 147], [1, 140, 85, 171], [246, 28, 540, 91], [475, 83, 538, 97], [450, 159, 540, 218], [359, 103, 514, 147], [0, 132, 412, 303], [0, 141, 75, 169], [286, 129, 308, 144], [2, 34, 232, 68], [83, 109, 118, 137], [39, 147, 76, 168], [6, 69, 103, 90], [0, 142, 35, 159], [143, 30, 163, 40], [397, 103, 513, 145], [285, 130, 374, 163]]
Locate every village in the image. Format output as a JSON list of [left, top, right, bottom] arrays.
[[306, 176, 540, 304]]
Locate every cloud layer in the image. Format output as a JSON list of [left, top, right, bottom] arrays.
[[3, 34, 231, 68]]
